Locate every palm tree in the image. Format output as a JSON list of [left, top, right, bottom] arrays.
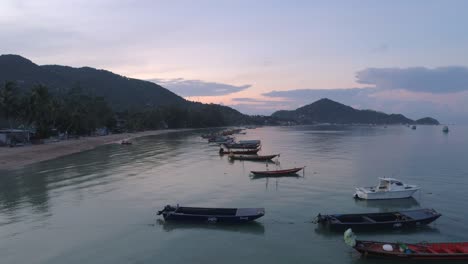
[[0, 81, 20, 129], [27, 85, 53, 138]]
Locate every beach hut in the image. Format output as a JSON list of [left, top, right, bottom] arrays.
[[0, 129, 32, 146]]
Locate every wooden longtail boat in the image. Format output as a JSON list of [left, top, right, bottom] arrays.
[[316, 208, 441, 231], [222, 142, 260, 149], [219, 148, 261, 155], [251, 167, 304, 177], [344, 229, 468, 260], [157, 205, 265, 223], [228, 154, 278, 161], [208, 136, 234, 143]]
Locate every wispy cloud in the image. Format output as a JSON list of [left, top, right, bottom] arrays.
[[263, 88, 374, 103], [149, 78, 251, 96], [356, 66, 468, 93]]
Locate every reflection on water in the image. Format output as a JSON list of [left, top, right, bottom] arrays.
[[1, 126, 468, 264], [156, 219, 265, 235], [314, 224, 440, 236], [353, 197, 421, 211]]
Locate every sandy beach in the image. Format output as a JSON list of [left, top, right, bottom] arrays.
[[0, 129, 195, 171]]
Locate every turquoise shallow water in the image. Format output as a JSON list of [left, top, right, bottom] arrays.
[[0, 125, 467, 264]]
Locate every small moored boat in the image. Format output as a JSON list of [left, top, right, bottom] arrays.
[[443, 126, 449, 133], [315, 208, 441, 231], [223, 142, 260, 149], [229, 154, 278, 161], [239, 140, 261, 145], [219, 147, 261, 155], [354, 178, 420, 200], [344, 229, 468, 260], [208, 136, 234, 144], [121, 139, 132, 145], [251, 167, 304, 177], [157, 205, 265, 223]]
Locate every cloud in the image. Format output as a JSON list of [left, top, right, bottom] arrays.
[[356, 67, 468, 93], [232, 97, 263, 102], [371, 43, 389, 53], [149, 78, 251, 96], [229, 97, 297, 115], [263, 88, 375, 108], [231, 97, 282, 104], [229, 101, 294, 115]]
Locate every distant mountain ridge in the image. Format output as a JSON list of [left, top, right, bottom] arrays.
[[272, 98, 439, 125], [0, 54, 186, 110], [0, 55, 440, 126]]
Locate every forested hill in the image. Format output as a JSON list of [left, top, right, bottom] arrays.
[[0, 54, 186, 110], [0, 55, 440, 131], [272, 98, 439, 125], [0, 54, 255, 136]]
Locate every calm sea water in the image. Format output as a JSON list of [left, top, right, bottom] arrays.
[[1, 125, 467, 264]]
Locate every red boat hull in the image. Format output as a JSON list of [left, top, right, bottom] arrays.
[[354, 240, 468, 260]]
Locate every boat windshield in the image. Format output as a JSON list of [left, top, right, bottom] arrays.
[[378, 180, 390, 190]]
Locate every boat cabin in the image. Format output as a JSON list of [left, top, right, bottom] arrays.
[[375, 178, 407, 192]]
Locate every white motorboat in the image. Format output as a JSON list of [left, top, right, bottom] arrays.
[[354, 178, 420, 200]]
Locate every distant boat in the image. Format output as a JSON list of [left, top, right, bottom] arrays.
[[315, 208, 441, 231], [157, 205, 265, 223], [411, 125, 417, 130], [344, 229, 468, 260], [443, 126, 449, 133], [229, 154, 278, 161], [238, 140, 261, 145], [121, 139, 132, 145], [219, 147, 261, 155], [251, 167, 304, 177], [208, 136, 234, 144], [223, 142, 260, 149], [354, 178, 420, 200]]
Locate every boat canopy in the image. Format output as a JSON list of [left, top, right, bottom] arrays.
[[376, 178, 408, 191]]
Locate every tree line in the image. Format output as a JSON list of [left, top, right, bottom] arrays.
[[0, 81, 229, 139]]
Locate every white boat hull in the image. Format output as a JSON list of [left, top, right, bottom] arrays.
[[354, 188, 419, 200]]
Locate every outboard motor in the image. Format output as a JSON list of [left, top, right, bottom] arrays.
[[157, 205, 176, 215], [314, 213, 323, 224]]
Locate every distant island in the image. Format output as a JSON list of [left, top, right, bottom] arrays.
[[272, 98, 439, 125], [0, 54, 439, 142]]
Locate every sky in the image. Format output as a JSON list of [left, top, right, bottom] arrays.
[[1, 0, 468, 123]]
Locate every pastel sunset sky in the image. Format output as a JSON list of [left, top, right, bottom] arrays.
[[2, 0, 468, 123]]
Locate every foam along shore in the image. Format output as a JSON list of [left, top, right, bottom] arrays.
[[0, 129, 194, 171]]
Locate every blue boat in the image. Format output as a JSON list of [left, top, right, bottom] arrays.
[[315, 208, 441, 231], [157, 205, 265, 223]]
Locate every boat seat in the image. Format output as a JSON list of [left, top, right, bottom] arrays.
[[362, 216, 376, 223]]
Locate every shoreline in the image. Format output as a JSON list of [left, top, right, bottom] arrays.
[[0, 128, 198, 171]]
